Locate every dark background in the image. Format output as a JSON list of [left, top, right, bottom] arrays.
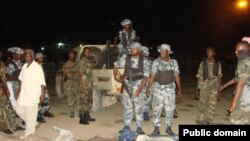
[[1, 0, 250, 58]]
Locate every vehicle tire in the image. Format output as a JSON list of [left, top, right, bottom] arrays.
[[55, 68, 65, 99], [92, 85, 103, 113], [89, 47, 104, 69]]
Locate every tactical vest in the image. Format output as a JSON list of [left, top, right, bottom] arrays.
[[155, 59, 175, 85], [202, 59, 218, 80], [124, 55, 143, 81]]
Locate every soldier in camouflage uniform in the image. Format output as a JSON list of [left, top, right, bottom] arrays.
[[115, 19, 139, 58], [140, 46, 152, 121], [77, 47, 95, 125], [61, 50, 78, 118], [6, 47, 24, 111], [0, 51, 24, 134], [113, 42, 150, 134], [196, 47, 222, 125], [146, 44, 181, 136], [228, 41, 250, 124]]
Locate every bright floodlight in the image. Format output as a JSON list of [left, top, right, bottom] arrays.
[[237, 0, 248, 9]]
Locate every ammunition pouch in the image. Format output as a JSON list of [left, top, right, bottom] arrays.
[[155, 70, 175, 85]]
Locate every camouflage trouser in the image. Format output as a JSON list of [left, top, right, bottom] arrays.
[[77, 87, 93, 114], [229, 85, 250, 124], [0, 94, 17, 131], [64, 80, 77, 113], [142, 88, 151, 113], [197, 88, 217, 122], [122, 80, 145, 128], [39, 92, 50, 114], [152, 87, 175, 127], [7, 81, 19, 111]]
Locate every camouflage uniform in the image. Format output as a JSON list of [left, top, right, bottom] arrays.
[[230, 57, 250, 124], [62, 60, 78, 115], [114, 54, 150, 128], [117, 29, 137, 57], [77, 56, 93, 115], [6, 60, 23, 110], [0, 61, 17, 132], [151, 58, 180, 128], [196, 60, 222, 123]]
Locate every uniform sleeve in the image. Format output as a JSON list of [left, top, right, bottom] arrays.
[[236, 61, 248, 84], [6, 63, 15, 75], [143, 58, 151, 77], [151, 59, 158, 75], [0, 61, 6, 80], [172, 59, 180, 75], [218, 62, 223, 77], [114, 54, 126, 68], [196, 62, 203, 79]]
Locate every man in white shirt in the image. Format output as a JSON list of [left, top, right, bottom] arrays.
[[16, 49, 46, 139]]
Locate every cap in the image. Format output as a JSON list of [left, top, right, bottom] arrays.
[[157, 44, 173, 54], [35, 53, 46, 59], [8, 47, 24, 54], [121, 19, 132, 26]]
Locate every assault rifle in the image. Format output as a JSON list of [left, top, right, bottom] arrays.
[[116, 70, 132, 98]]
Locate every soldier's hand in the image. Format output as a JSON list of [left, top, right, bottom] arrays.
[[40, 94, 45, 103], [229, 102, 236, 112], [134, 89, 141, 98]]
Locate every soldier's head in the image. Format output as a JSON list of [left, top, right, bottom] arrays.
[[68, 50, 76, 61], [130, 42, 141, 56], [81, 47, 91, 58], [121, 19, 132, 31], [206, 47, 216, 60], [235, 41, 250, 61], [158, 44, 172, 59], [140, 46, 150, 57], [24, 49, 34, 64], [35, 53, 46, 64]]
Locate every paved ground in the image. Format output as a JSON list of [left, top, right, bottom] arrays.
[[1, 71, 235, 140]]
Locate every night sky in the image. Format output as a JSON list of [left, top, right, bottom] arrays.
[[1, 0, 250, 54]]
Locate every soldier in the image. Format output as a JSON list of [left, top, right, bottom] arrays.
[[146, 44, 181, 136], [77, 47, 95, 125], [140, 46, 152, 121], [115, 19, 139, 58], [6, 47, 24, 111], [61, 50, 78, 118], [195, 47, 222, 125], [228, 41, 250, 124], [35, 53, 54, 122], [113, 42, 150, 134]]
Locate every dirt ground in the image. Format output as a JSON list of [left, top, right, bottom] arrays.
[[1, 71, 235, 141]]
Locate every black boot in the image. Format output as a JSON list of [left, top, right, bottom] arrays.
[[37, 112, 46, 123], [166, 127, 175, 136], [86, 111, 95, 122], [119, 126, 130, 133], [79, 113, 89, 125], [151, 126, 160, 136], [136, 127, 145, 134]]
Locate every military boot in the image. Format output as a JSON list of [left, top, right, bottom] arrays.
[[150, 126, 160, 136], [166, 127, 175, 136], [79, 113, 89, 125], [119, 126, 130, 133], [136, 127, 145, 134], [86, 111, 95, 122]]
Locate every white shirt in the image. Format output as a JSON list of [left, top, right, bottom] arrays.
[[17, 60, 46, 106]]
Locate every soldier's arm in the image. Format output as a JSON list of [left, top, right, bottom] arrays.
[[146, 73, 155, 97], [175, 75, 182, 99], [113, 65, 122, 83], [230, 80, 244, 112], [135, 77, 148, 97]]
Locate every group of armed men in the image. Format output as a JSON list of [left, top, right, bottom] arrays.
[[113, 19, 250, 136], [1, 18, 250, 137]]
